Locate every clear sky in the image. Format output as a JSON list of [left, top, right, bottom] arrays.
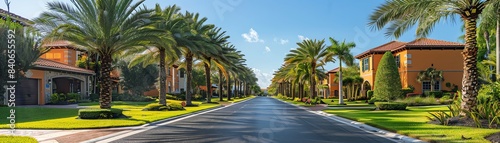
[[0, 0, 464, 88]]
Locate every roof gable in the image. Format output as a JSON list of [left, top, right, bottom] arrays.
[[355, 38, 464, 59], [34, 58, 95, 75]]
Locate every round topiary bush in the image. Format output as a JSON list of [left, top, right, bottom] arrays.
[[374, 102, 407, 110]]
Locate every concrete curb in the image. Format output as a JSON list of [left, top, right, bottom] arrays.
[[81, 97, 256, 143], [274, 98, 426, 143]]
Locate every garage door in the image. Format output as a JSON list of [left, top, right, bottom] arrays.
[[15, 78, 39, 105]]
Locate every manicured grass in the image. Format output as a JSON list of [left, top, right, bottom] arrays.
[[324, 106, 500, 143], [208, 96, 255, 104], [321, 99, 373, 107], [0, 135, 37, 143], [0, 100, 218, 129]]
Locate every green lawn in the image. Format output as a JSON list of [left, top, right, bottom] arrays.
[[321, 99, 373, 107], [0, 135, 37, 143], [324, 106, 500, 143], [0, 96, 254, 129]]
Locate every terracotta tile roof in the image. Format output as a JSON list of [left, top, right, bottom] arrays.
[[34, 58, 95, 75], [327, 67, 340, 73], [0, 8, 33, 26], [43, 40, 86, 51], [404, 38, 464, 47], [355, 38, 464, 59], [355, 41, 406, 58]]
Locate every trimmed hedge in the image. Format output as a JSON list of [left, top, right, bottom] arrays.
[[424, 91, 443, 98], [374, 102, 407, 110], [78, 108, 123, 119], [142, 103, 185, 111], [368, 97, 386, 104], [366, 90, 374, 99]]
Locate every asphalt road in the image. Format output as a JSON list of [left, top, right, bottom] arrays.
[[113, 97, 395, 143]]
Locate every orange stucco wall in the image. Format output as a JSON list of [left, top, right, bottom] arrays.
[[358, 49, 463, 95], [41, 49, 77, 66], [328, 72, 339, 98], [405, 49, 463, 94]]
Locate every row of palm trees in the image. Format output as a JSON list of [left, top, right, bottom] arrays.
[[271, 38, 356, 104], [33, 0, 258, 109]]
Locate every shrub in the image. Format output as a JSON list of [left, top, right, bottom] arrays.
[[167, 103, 185, 111], [293, 98, 301, 102], [374, 102, 407, 110], [67, 93, 80, 102], [373, 52, 402, 101], [368, 97, 386, 104], [401, 88, 414, 98], [142, 103, 168, 111], [78, 108, 123, 119], [113, 93, 156, 102], [366, 90, 374, 99], [424, 91, 443, 98], [50, 93, 61, 104], [89, 93, 99, 102], [426, 111, 452, 125], [397, 96, 446, 106]]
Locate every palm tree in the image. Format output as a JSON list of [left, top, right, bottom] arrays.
[[328, 37, 355, 104], [480, 0, 500, 75], [34, 0, 160, 109], [417, 67, 445, 92], [202, 27, 229, 103], [177, 12, 214, 106], [123, 4, 183, 106], [285, 39, 331, 99], [369, 0, 490, 116]]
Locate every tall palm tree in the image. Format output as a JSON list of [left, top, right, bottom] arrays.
[[369, 0, 490, 116], [285, 39, 331, 99], [328, 37, 355, 104], [34, 0, 159, 109], [123, 4, 183, 106], [417, 67, 445, 92], [202, 27, 229, 103], [178, 12, 214, 106], [480, 0, 500, 75]]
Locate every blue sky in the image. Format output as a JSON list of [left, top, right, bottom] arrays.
[[1, 0, 464, 88]]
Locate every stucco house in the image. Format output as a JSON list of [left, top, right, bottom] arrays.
[[354, 38, 464, 96]]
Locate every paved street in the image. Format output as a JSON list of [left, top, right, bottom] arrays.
[[114, 97, 395, 143]]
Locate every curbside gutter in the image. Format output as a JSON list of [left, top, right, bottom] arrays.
[[273, 98, 426, 143], [81, 97, 256, 143]]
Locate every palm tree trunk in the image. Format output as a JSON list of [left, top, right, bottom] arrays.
[[339, 61, 344, 104], [234, 79, 238, 98], [291, 83, 295, 99], [159, 49, 167, 106], [204, 61, 212, 103], [227, 74, 231, 101], [460, 18, 480, 117], [310, 63, 316, 99], [99, 54, 112, 109], [219, 68, 223, 101], [496, 19, 500, 76], [186, 53, 194, 106]]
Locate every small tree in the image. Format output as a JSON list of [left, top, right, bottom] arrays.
[[119, 61, 158, 97], [373, 52, 402, 101], [417, 67, 444, 92]]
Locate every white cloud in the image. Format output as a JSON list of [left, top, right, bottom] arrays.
[[280, 39, 289, 45], [242, 28, 264, 43], [252, 68, 274, 88], [265, 46, 271, 52], [298, 35, 309, 41]]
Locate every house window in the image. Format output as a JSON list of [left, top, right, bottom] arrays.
[[394, 55, 400, 68], [423, 81, 440, 91], [362, 58, 369, 71], [180, 70, 185, 78]]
